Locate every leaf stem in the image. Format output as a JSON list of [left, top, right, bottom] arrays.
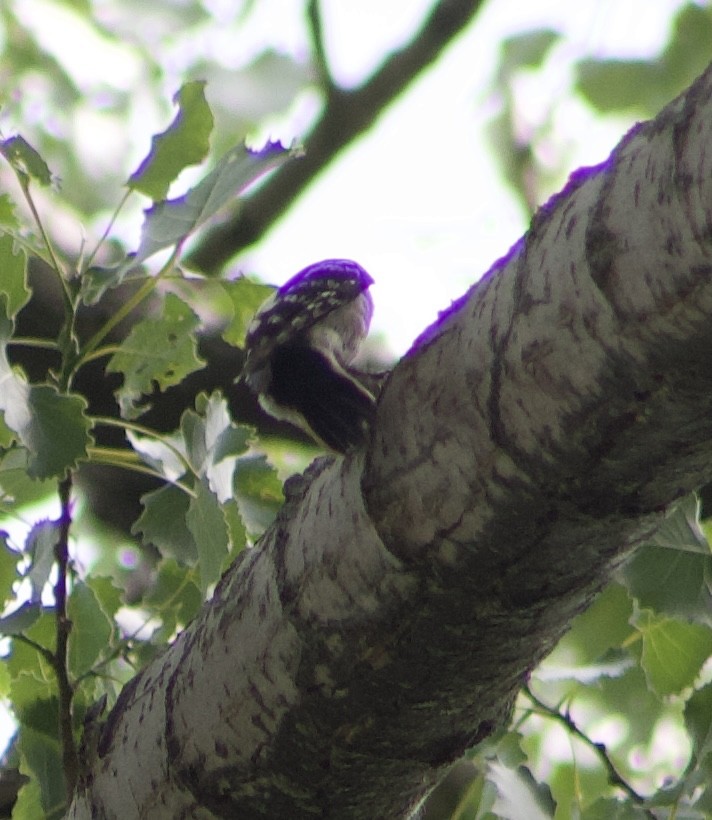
[[6, 337, 60, 351], [86, 446, 196, 497], [90, 416, 195, 474], [84, 189, 132, 270], [74, 244, 182, 371], [19, 180, 72, 311], [76, 344, 121, 364]]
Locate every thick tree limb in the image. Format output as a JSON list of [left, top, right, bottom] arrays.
[[68, 63, 712, 819], [186, 0, 486, 272]]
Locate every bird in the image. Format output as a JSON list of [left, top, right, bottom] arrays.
[[242, 259, 377, 453]]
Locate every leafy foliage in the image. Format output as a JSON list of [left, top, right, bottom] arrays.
[[0, 2, 710, 819], [0, 81, 296, 815]]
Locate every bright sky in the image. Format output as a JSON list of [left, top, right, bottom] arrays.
[[240, 0, 683, 354], [8, 0, 684, 355]]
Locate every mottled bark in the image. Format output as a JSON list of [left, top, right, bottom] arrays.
[[69, 63, 712, 819]]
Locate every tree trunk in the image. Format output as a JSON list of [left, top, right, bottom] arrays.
[[68, 61, 712, 819]]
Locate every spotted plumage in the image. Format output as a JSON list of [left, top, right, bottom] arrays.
[[243, 259, 376, 453]]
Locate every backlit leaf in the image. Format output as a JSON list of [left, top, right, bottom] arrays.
[[128, 81, 214, 201]]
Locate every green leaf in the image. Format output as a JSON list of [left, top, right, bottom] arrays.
[[234, 454, 284, 536], [0, 314, 93, 478], [0, 410, 14, 448], [653, 495, 709, 554], [546, 583, 633, 668], [24, 386, 92, 479], [622, 545, 712, 626], [10, 674, 57, 728], [221, 278, 274, 347], [581, 797, 647, 819], [107, 293, 205, 419], [576, 5, 712, 117], [144, 558, 202, 630], [67, 580, 113, 676], [132, 483, 197, 563], [499, 29, 559, 74], [684, 682, 712, 762], [79, 264, 125, 307], [186, 478, 229, 595], [24, 520, 59, 603], [0, 135, 53, 186], [0, 656, 11, 699], [127, 428, 185, 481], [179, 391, 250, 501], [0, 234, 30, 318], [487, 761, 556, 820], [86, 576, 123, 620], [129, 141, 295, 270], [18, 726, 64, 818], [0, 449, 55, 513], [576, 59, 666, 114], [0, 194, 20, 230], [0, 535, 19, 608], [0, 602, 42, 637], [128, 80, 214, 201], [633, 609, 712, 696], [662, 4, 712, 92], [12, 773, 45, 820], [6, 612, 56, 679], [621, 497, 712, 625], [223, 498, 247, 560]]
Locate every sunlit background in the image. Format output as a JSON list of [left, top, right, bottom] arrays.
[[5, 0, 684, 355]]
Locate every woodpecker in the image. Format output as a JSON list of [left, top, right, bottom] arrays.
[[242, 259, 376, 453]]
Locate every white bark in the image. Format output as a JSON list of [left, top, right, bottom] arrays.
[[69, 62, 712, 818]]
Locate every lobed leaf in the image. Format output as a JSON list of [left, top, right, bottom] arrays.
[[0, 602, 42, 637], [0, 535, 18, 608], [186, 477, 229, 595], [634, 609, 712, 696], [130, 140, 295, 270], [0, 308, 93, 478], [0, 193, 21, 230], [128, 80, 214, 201], [179, 391, 251, 501], [0, 233, 30, 318], [132, 483, 197, 564], [144, 558, 202, 633], [106, 293, 205, 419], [82, 140, 298, 304], [685, 683, 712, 763], [221, 278, 274, 347], [0, 135, 53, 186], [622, 546, 712, 626], [67, 581, 114, 677], [233, 454, 284, 536], [18, 726, 64, 818], [25, 520, 59, 603]]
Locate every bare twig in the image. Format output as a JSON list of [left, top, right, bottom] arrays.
[[54, 475, 78, 800], [522, 686, 655, 818]]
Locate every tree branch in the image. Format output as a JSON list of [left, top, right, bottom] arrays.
[[186, 0, 486, 273], [54, 475, 79, 799], [69, 62, 712, 820]]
